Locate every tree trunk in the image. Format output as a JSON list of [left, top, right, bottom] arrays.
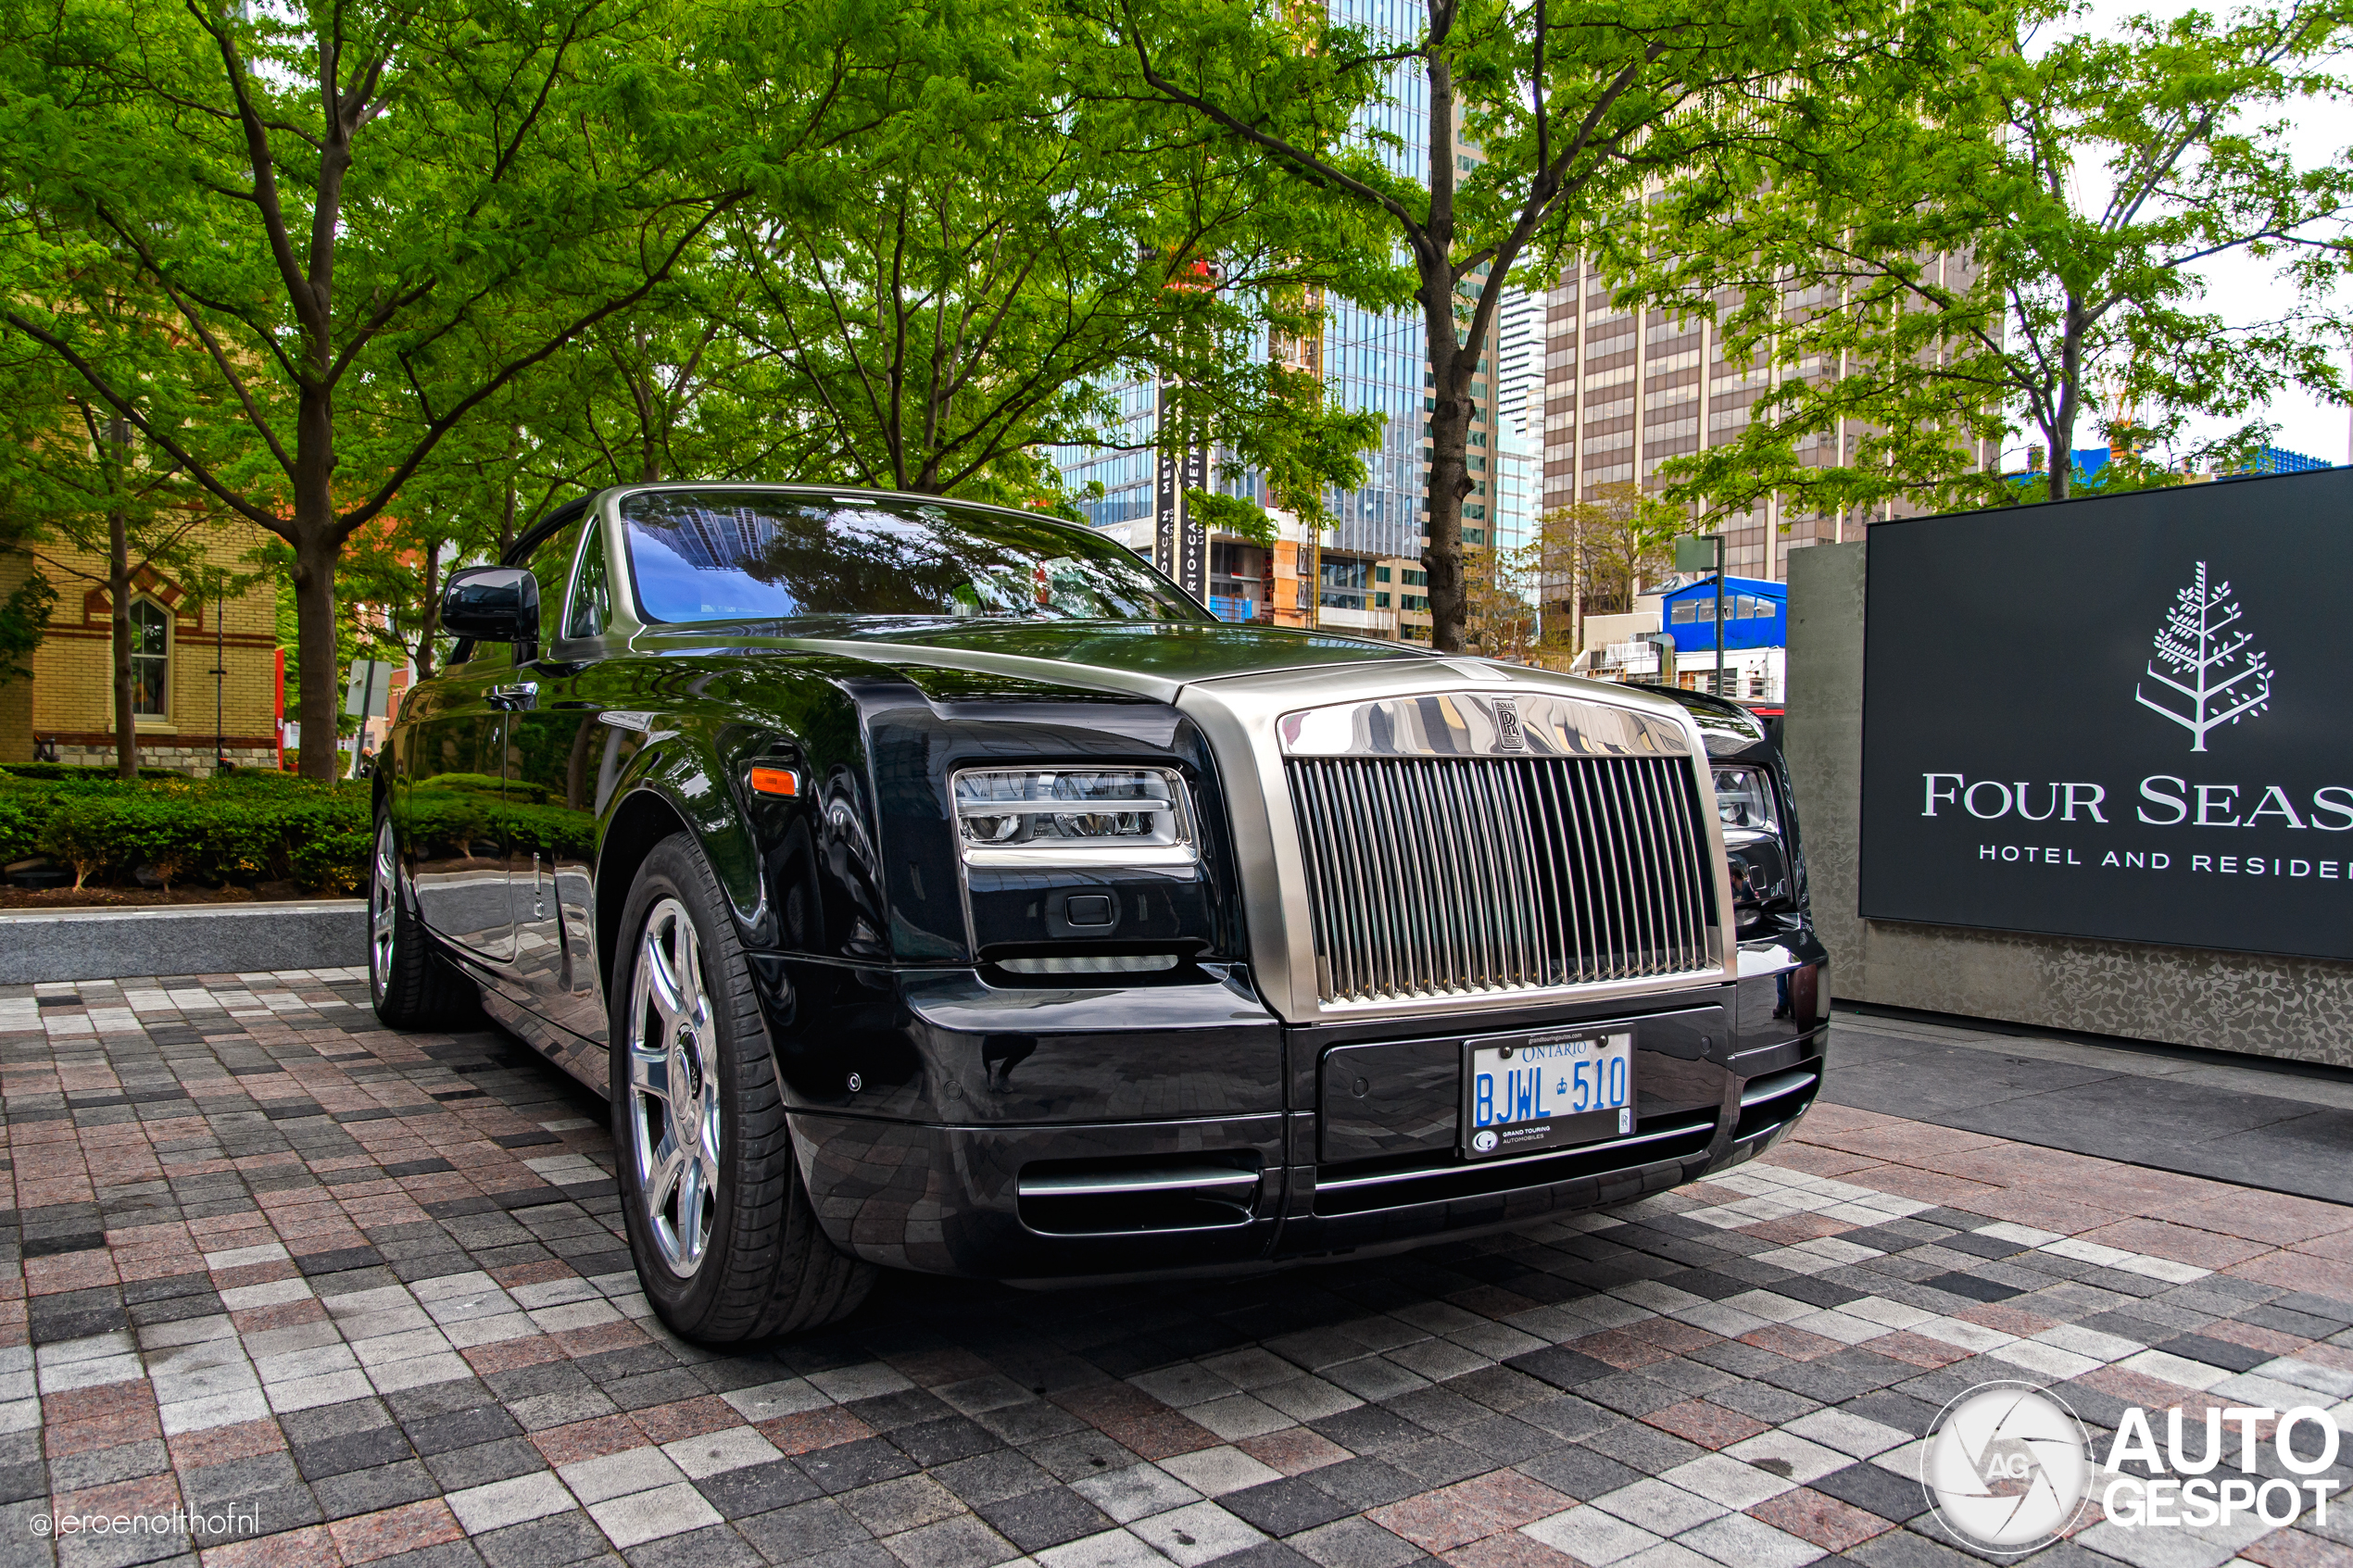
[[108, 503, 136, 781], [292, 528, 342, 781], [290, 380, 344, 782], [1424, 352, 1472, 654], [2048, 301, 2084, 502], [1570, 541, 1584, 658], [416, 541, 441, 683], [1420, 54, 1469, 655]]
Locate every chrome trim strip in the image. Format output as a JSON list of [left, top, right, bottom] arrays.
[[1018, 1166, 1261, 1198], [954, 799, 1178, 817], [1738, 1069, 1819, 1108], [1306, 966, 1729, 1015], [1278, 691, 1692, 759], [1315, 1118, 1716, 1193], [961, 845, 1197, 870]]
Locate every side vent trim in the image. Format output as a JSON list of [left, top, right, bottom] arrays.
[[1017, 1155, 1263, 1236]]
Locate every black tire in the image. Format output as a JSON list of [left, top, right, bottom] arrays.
[[609, 832, 874, 1341], [370, 814, 484, 1029]]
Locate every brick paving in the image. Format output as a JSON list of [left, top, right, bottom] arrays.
[[1, 972, 2350, 1568]]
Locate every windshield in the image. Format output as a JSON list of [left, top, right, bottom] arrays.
[[621, 490, 1208, 625]]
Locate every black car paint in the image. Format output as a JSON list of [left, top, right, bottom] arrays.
[[380, 496, 1828, 1284]]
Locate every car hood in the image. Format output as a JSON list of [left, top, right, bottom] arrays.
[[629, 616, 1441, 703]]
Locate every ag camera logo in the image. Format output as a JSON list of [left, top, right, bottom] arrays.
[[1923, 1383, 2091, 1553], [1923, 1382, 2347, 1553]]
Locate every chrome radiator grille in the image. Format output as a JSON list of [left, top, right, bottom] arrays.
[[1286, 755, 1718, 1005]]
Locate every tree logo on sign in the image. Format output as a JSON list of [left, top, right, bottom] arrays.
[[2134, 562, 2271, 751]]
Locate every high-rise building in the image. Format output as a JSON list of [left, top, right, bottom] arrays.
[[1056, 8, 1459, 642], [1537, 257, 1983, 586], [1492, 287, 1544, 448]]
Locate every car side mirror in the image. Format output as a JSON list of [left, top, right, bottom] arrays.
[[442, 567, 540, 644]]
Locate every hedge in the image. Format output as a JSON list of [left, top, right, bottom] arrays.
[[0, 768, 371, 894], [0, 766, 601, 896]]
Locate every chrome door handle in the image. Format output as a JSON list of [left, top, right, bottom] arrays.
[[487, 683, 539, 711]]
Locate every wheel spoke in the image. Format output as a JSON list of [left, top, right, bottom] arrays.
[[648, 1135, 686, 1211], [627, 1045, 670, 1104], [692, 1061, 721, 1160], [640, 936, 686, 1033], [673, 919, 710, 1033], [675, 1154, 710, 1254]]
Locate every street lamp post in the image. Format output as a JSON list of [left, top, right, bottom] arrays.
[[1674, 533, 1728, 696]]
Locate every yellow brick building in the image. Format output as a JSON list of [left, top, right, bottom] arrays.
[[0, 518, 282, 771]]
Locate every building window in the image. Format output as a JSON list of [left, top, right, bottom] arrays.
[[1318, 558, 1369, 611], [130, 598, 170, 717], [1376, 567, 1391, 583]]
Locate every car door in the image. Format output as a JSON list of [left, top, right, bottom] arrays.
[[502, 514, 609, 1049], [396, 641, 516, 966]]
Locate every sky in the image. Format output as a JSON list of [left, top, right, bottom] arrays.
[[2058, 0, 2353, 467]]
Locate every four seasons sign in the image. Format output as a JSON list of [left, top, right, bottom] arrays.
[[1858, 467, 2353, 963]]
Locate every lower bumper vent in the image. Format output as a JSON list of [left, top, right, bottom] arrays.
[[1017, 1155, 1262, 1236], [1734, 1065, 1821, 1141], [1313, 1112, 1718, 1216]]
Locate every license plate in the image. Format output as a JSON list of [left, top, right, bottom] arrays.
[[1461, 1030, 1634, 1159]]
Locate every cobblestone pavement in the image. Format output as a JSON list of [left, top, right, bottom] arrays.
[[2, 972, 2351, 1568]]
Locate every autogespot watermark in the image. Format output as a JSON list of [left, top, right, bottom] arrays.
[[1922, 1380, 2344, 1556], [29, 1506, 258, 1539]]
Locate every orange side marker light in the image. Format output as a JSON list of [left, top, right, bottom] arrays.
[[749, 766, 799, 797]]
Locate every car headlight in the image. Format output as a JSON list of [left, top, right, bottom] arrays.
[[1711, 764, 1779, 834], [952, 768, 1196, 866], [1713, 763, 1793, 924]]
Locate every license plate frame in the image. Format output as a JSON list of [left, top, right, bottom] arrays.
[[1459, 1028, 1635, 1160]]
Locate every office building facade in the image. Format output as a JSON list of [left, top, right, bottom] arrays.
[[1537, 257, 1984, 584]]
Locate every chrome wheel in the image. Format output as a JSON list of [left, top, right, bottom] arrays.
[[627, 897, 721, 1277], [370, 821, 398, 1004]]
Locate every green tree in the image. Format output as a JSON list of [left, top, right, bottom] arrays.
[[0, 0, 847, 776], [1624, 0, 2352, 515], [0, 571, 54, 689], [1533, 481, 1681, 652], [0, 317, 216, 776], [1094, 0, 1960, 650], [1462, 540, 1537, 659], [716, 3, 1389, 515]]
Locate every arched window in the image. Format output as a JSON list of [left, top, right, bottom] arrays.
[[130, 598, 170, 717]]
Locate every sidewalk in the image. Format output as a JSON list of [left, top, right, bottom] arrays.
[[1823, 1008, 2353, 1205], [0, 971, 2344, 1568]]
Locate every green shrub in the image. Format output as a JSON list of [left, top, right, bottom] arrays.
[[13, 771, 369, 892], [0, 789, 41, 866], [290, 823, 372, 896], [0, 763, 182, 782]]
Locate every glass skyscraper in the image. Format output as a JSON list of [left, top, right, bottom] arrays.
[[1056, 1, 1436, 604]]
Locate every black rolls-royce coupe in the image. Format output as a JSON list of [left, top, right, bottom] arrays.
[[373, 483, 1827, 1342]]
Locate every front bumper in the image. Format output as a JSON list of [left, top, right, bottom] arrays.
[[781, 950, 1829, 1282]]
